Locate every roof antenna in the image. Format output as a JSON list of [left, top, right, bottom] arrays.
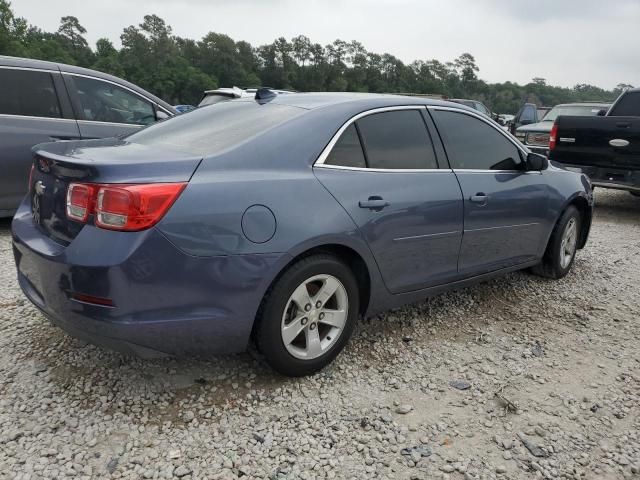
[[255, 88, 277, 103]]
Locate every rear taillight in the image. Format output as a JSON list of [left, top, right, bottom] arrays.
[[28, 164, 35, 192], [66, 183, 186, 231], [549, 123, 558, 151], [67, 183, 96, 222]]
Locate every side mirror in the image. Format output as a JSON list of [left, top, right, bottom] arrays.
[[155, 109, 170, 121], [527, 152, 548, 171]]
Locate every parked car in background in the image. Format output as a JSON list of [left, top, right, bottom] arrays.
[[509, 103, 551, 135], [448, 98, 495, 119], [515, 103, 611, 155], [13, 91, 592, 376], [550, 89, 640, 196], [174, 104, 196, 114], [198, 87, 294, 107], [0, 56, 176, 218]]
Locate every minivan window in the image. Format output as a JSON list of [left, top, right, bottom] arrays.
[[71, 76, 156, 125], [0, 68, 62, 119], [128, 101, 304, 155], [324, 124, 366, 168], [609, 92, 640, 117], [356, 110, 438, 169], [433, 110, 523, 171]]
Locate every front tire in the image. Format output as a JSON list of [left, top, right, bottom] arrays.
[[532, 206, 581, 279], [255, 254, 359, 377]]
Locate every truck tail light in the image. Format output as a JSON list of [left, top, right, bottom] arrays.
[[67, 183, 97, 222], [549, 123, 558, 151], [66, 182, 186, 231]]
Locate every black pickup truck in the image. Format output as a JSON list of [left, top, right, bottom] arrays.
[[549, 88, 640, 196]]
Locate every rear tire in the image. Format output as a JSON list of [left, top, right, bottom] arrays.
[[255, 254, 359, 377], [532, 206, 581, 279]]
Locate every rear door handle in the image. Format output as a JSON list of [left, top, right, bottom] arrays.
[[616, 122, 631, 128], [359, 196, 390, 210], [470, 193, 488, 204]]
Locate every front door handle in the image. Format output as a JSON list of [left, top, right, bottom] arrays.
[[470, 193, 488, 205], [359, 196, 390, 211]]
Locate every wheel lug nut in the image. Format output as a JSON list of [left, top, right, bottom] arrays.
[[316, 301, 322, 308], [319, 313, 325, 320], [304, 304, 311, 311], [301, 317, 308, 325], [310, 323, 316, 330]]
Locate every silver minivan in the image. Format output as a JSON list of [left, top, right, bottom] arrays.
[[0, 56, 176, 217]]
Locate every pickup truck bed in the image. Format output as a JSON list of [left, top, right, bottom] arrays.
[[549, 90, 640, 194]]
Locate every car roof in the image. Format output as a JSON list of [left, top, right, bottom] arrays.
[[0, 55, 176, 113], [234, 92, 472, 112]]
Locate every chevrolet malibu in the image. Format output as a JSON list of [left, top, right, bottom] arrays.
[[12, 92, 593, 376]]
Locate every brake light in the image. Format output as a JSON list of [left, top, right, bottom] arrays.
[[28, 164, 35, 192], [549, 123, 558, 151], [66, 182, 186, 231], [66, 183, 96, 222]]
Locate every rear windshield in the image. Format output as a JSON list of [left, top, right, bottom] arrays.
[[543, 105, 608, 122], [199, 94, 234, 106], [609, 92, 640, 116], [127, 101, 304, 155]]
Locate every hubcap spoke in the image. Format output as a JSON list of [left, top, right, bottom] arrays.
[[290, 282, 312, 311], [560, 219, 578, 268], [306, 326, 322, 357], [314, 277, 340, 307], [282, 315, 307, 345], [318, 309, 347, 329]]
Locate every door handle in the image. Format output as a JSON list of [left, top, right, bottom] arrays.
[[48, 136, 77, 142], [359, 196, 390, 211], [470, 193, 488, 204], [616, 122, 631, 128]]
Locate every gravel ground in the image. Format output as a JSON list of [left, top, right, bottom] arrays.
[[0, 189, 639, 480]]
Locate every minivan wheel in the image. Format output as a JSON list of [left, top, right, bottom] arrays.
[[255, 254, 359, 377], [532, 206, 581, 279]]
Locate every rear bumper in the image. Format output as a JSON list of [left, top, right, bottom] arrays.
[[11, 201, 287, 357], [552, 162, 640, 192]]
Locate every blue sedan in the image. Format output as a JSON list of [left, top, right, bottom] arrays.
[[11, 92, 593, 376]]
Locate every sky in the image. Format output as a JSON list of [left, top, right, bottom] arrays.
[[12, 0, 640, 90]]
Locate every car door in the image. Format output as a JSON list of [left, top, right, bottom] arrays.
[[0, 66, 81, 216], [314, 107, 464, 294], [63, 74, 160, 139], [430, 107, 549, 276]]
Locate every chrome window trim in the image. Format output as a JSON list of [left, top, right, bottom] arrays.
[[77, 119, 145, 128], [427, 105, 531, 158], [313, 105, 446, 172], [452, 169, 541, 175], [0, 65, 58, 74], [64, 72, 173, 116], [0, 113, 76, 123]]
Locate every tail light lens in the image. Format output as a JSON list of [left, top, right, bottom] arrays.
[[549, 123, 558, 151], [66, 182, 186, 231], [67, 183, 96, 222]]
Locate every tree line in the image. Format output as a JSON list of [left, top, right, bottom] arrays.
[[0, 1, 633, 112]]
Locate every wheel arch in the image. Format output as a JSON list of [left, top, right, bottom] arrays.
[[564, 194, 592, 249]]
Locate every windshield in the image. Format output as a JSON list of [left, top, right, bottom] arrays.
[[542, 105, 606, 122], [128, 101, 305, 155]]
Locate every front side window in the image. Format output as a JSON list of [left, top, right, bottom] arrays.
[[520, 106, 535, 123], [324, 124, 366, 168], [71, 76, 156, 125], [0, 68, 61, 118], [433, 110, 523, 171], [356, 110, 438, 169]]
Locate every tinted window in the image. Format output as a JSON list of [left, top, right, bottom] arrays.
[[356, 110, 438, 169], [0, 68, 61, 118], [476, 103, 491, 115], [325, 124, 366, 168], [433, 110, 523, 170], [199, 94, 234, 106], [128, 101, 304, 155], [609, 92, 640, 116], [71, 76, 155, 125], [520, 105, 535, 123]]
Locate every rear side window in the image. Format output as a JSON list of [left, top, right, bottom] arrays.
[[128, 101, 304, 155], [324, 124, 366, 168], [0, 68, 61, 118], [356, 110, 438, 169], [609, 92, 640, 116], [433, 110, 523, 170]]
